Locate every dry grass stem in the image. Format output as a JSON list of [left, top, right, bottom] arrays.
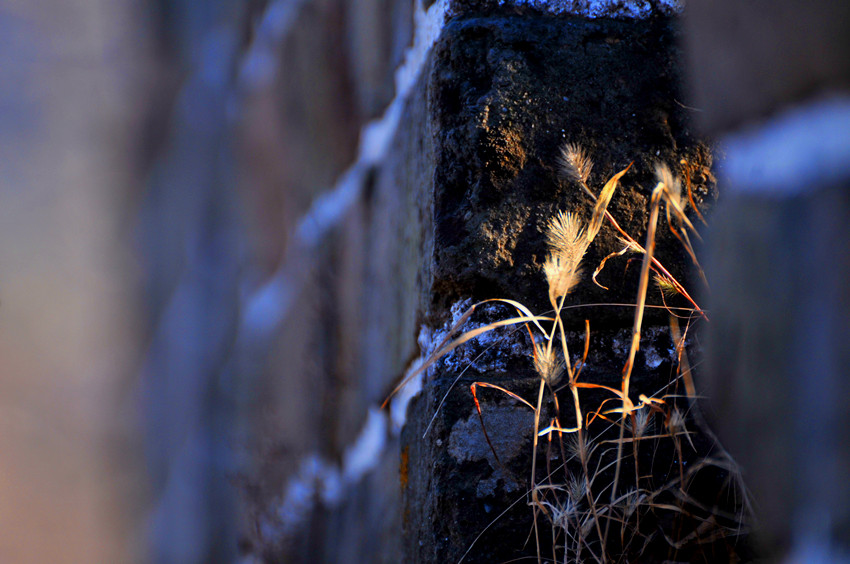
[[383, 146, 746, 564]]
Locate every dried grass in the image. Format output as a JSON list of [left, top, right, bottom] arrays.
[[384, 143, 750, 563]]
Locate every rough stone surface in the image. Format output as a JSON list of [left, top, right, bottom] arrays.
[[426, 11, 715, 329], [448, 405, 536, 495], [401, 302, 727, 563], [2, 0, 754, 563], [448, 0, 683, 19]]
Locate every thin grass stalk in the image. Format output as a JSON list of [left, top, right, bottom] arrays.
[[622, 183, 664, 408], [566, 320, 607, 560], [532, 290, 573, 564], [577, 177, 706, 320], [680, 158, 708, 226], [604, 182, 665, 551], [630, 412, 641, 536], [549, 389, 569, 483], [576, 426, 606, 561]]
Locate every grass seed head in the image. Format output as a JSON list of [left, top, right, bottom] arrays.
[[544, 212, 590, 305], [667, 407, 687, 435], [559, 142, 593, 184], [620, 488, 644, 519], [653, 274, 680, 297], [550, 497, 578, 530], [566, 432, 594, 462], [532, 341, 564, 385], [628, 408, 652, 439], [655, 163, 682, 208], [567, 474, 588, 506]]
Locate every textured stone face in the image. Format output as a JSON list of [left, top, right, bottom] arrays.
[[427, 12, 714, 328], [448, 405, 536, 495]]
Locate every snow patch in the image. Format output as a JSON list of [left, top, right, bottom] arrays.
[[274, 409, 390, 533], [275, 455, 336, 535], [498, 0, 683, 19], [721, 94, 850, 197], [241, 272, 292, 340], [295, 165, 364, 247], [429, 299, 531, 374], [388, 299, 473, 432], [643, 343, 664, 369], [238, 0, 309, 89], [390, 354, 425, 433], [642, 326, 672, 369], [342, 408, 387, 484], [362, 0, 450, 164]]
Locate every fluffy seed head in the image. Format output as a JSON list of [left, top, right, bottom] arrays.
[[544, 212, 590, 305], [567, 475, 587, 505], [667, 407, 687, 435], [548, 498, 577, 531], [655, 163, 682, 209], [559, 143, 593, 184], [532, 341, 564, 385], [566, 433, 594, 462], [619, 488, 644, 519], [544, 257, 581, 304], [653, 274, 680, 297], [628, 408, 652, 438]]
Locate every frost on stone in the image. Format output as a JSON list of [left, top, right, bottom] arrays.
[[390, 298, 477, 432], [642, 326, 673, 369], [565, 325, 685, 370], [448, 405, 535, 496], [431, 299, 530, 375], [497, 0, 683, 19], [643, 342, 664, 369]]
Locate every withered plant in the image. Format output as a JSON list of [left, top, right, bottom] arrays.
[[385, 143, 750, 563]]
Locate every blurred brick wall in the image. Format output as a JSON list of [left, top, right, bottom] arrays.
[[231, 1, 429, 559], [0, 0, 423, 560], [684, 0, 850, 135], [685, 0, 850, 559]]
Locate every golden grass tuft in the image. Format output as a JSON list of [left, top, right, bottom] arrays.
[[386, 142, 748, 564]]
